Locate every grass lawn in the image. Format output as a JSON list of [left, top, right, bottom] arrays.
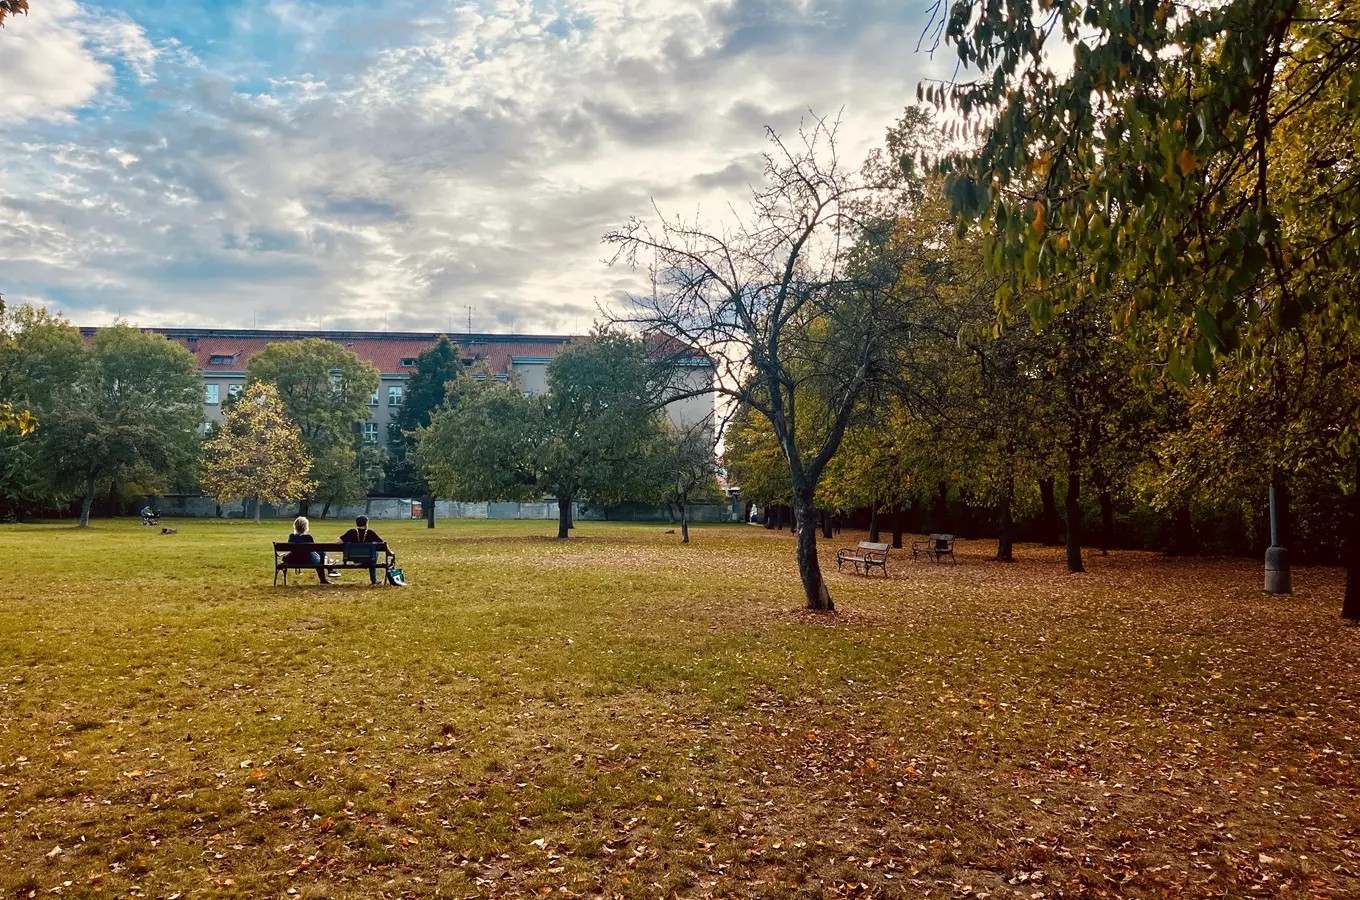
[[1, 518, 1357, 899]]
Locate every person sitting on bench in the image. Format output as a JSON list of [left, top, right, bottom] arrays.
[[284, 516, 332, 584], [340, 515, 383, 585], [141, 505, 158, 526]]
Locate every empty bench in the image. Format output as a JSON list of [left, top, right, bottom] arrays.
[[836, 541, 890, 577], [272, 542, 395, 585], [912, 533, 956, 564]]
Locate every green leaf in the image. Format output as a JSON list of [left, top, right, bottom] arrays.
[[1194, 305, 1225, 351]]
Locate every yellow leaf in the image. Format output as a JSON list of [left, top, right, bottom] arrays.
[[1178, 148, 1197, 176]]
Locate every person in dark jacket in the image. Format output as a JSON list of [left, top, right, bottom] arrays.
[[339, 515, 383, 584], [285, 516, 332, 584]]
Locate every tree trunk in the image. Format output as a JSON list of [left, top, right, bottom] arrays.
[[253, 495, 261, 525], [321, 500, 331, 518], [427, 493, 436, 529], [79, 472, 97, 528], [763, 507, 774, 529], [795, 490, 833, 611], [106, 479, 119, 518], [935, 480, 950, 533], [680, 503, 690, 544], [821, 508, 832, 539], [1039, 477, 1061, 545], [868, 507, 880, 543], [1065, 453, 1084, 574], [299, 498, 309, 518], [996, 479, 1015, 562], [789, 504, 796, 534], [557, 494, 572, 539], [1167, 503, 1195, 555], [909, 495, 922, 533], [891, 505, 903, 549], [567, 500, 575, 530], [1099, 490, 1115, 556], [1344, 470, 1360, 621]]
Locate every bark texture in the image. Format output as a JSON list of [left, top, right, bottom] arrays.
[[1065, 460, 1084, 573], [1039, 477, 1061, 545], [995, 481, 1015, 562]]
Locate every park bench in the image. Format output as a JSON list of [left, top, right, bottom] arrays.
[[836, 541, 890, 577], [912, 533, 956, 564], [272, 541, 395, 585]]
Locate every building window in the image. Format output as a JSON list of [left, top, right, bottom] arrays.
[[227, 384, 243, 399], [400, 357, 418, 367], [362, 423, 378, 444], [209, 354, 235, 365], [388, 385, 403, 406], [370, 389, 380, 406], [205, 384, 220, 405]]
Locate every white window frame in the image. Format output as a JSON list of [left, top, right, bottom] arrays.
[[205, 384, 220, 405], [388, 385, 403, 407], [227, 383, 243, 399], [362, 423, 379, 444]]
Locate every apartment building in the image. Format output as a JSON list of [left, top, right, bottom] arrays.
[[78, 327, 715, 446]]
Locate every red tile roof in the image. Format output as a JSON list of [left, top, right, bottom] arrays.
[[78, 328, 579, 376]]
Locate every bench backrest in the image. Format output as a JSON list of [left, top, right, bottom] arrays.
[[343, 543, 379, 564], [928, 533, 955, 549], [273, 541, 388, 554], [858, 541, 890, 554]]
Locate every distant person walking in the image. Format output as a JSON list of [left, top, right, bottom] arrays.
[[285, 516, 332, 584], [340, 515, 383, 585]]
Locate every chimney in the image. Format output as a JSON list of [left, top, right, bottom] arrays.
[[187, 337, 199, 351]]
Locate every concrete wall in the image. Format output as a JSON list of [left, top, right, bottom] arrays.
[[157, 494, 735, 523]]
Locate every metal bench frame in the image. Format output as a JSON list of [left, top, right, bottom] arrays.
[[911, 533, 957, 564], [272, 541, 395, 585], [836, 541, 890, 577]]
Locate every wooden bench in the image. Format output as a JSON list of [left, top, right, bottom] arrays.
[[912, 533, 956, 564], [836, 541, 890, 577], [272, 542, 395, 585]]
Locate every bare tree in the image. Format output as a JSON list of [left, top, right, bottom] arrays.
[[605, 116, 908, 611]]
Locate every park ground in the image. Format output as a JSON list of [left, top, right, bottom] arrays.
[[1, 520, 1357, 900]]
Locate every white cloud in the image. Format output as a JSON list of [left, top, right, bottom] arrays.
[[0, 0, 951, 333], [0, 1, 159, 122], [0, 0, 112, 122]]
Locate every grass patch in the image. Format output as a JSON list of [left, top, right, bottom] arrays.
[[0, 517, 1357, 898]]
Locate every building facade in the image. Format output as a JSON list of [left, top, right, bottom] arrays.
[[78, 326, 715, 442]]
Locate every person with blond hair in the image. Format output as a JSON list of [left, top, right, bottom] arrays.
[[283, 516, 333, 584]]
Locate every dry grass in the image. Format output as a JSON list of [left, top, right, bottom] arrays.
[[0, 518, 1356, 899]]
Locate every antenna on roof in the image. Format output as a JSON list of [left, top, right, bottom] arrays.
[[466, 305, 474, 335]]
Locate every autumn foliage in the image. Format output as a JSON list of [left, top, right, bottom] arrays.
[[202, 382, 315, 523]]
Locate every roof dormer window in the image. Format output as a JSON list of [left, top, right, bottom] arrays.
[[208, 353, 236, 365], [400, 357, 419, 367]]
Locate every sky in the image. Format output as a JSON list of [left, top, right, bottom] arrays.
[[0, 0, 950, 334]]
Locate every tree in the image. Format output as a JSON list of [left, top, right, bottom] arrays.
[[926, 0, 1360, 599], [722, 402, 789, 525], [649, 422, 722, 544], [0, 2, 29, 28], [606, 118, 915, 611], [37, 326, 202, 527], [310, 444, 379, 519], [203, 383, 315, 524], [0, 305, 80, 512], [389, 335, 462, 528], [247, 338, 380, 513], [418, 331, 664, 539]]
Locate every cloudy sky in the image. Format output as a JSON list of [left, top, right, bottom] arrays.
[[0, 0, 948, 334]]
